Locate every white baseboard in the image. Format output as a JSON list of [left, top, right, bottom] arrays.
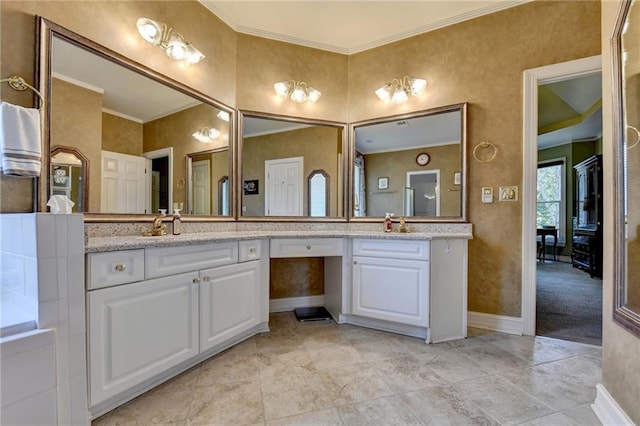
[[467, 311, 523, 335], [591, 383, 635, 426], [269, 295, 325, 313]]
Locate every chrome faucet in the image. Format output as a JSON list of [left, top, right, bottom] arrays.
[[143, 214, 167, 236]]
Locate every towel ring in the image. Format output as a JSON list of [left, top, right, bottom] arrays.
[[473, 140, 498, 163], [627, 125, 640, 150], [0, 75, 44, 109]]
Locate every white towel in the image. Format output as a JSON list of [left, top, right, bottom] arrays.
[[0, 101, 41, 177]]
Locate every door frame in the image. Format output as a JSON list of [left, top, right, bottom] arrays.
[[406, 170, 441, 216], [521, 55, 601, 336], [143, 147, 173, 214], [191, 159, 211, 215]]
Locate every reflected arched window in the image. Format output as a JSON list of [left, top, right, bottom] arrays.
[[308, 170, 329, 216]]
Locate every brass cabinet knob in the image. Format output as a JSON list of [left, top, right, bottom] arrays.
[[202, 276, 211, 282], [306, 245, 311, 250], [114, 264, 126, 272], [192, 278, 200, 284]]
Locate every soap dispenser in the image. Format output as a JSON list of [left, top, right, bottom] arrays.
[[384, 213, 393, 233], [172, 208, 182, 235]]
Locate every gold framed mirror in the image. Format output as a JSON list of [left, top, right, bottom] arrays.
[[613, 0, 640, 337], [238, 111, 347, 221], [349, 103, 468, 222], [37, 17, 235, 221]]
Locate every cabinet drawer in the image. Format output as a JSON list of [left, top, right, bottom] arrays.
[[87, 249, 145, 290], [146, 242, 238, 279], [270, 238, 343, 258], [353, 238, 430, 261], [239, 239, 262, 262]]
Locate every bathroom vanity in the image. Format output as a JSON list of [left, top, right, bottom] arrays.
[[85, 229, 470, 417]]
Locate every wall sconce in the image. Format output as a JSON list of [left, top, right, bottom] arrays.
[[136, 17, 205, 64], [192, 127, 220, 143], [375, 76, 427, 103], [273, 80, 321, 103]]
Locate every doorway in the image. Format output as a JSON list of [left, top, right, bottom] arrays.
[[143, 147, 173, 215], [405, 170, 440, 217], [522, 56, 602, 343]]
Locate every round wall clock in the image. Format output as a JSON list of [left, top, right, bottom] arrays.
[[416, 152, 430, 166]]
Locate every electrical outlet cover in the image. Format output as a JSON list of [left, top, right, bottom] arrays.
[[499, 186, 518, 201]]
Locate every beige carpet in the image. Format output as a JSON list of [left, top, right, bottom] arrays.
[[536, 260, 602, 346]]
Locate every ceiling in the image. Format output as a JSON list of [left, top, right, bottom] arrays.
[[538, 73, 602, 150], [200, 1, 529, 55]]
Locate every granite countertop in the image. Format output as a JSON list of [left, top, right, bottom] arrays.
[[86, 230, 473, 253]]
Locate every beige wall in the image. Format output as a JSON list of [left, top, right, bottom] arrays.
[[236, 34, 349, 122], [364, 144, 461, 217], [349, 1, 601, 317], [242, 126, 341, 216], [602, 1, 640, 422], [102, 113, 143, 156], [51, 78, 102, 212]]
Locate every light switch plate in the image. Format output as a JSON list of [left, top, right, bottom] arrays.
[[499, 186, 518, 201], [481, 187, 493, 203]]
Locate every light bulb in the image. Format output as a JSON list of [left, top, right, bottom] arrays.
[[391, 86, 408, 103], [307, 87, 321, 103], [207, 128, 221, 139], [185, 45, 205, 64], [290, 85, 307, 103], [408, 77, 427, 95], [375, 83, 393, 102], [165, 33, 190, 61], [274, 81, 290, 97], [137, 18, 165, 45], [217, 111, 230, 122]]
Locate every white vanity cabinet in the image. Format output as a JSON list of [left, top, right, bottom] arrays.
[[348, 237, 467, 343], [86, 239, 267, 414], [199, 260, 261, 351], [351, 239, 430, 327], [87, 271, 199, 405]]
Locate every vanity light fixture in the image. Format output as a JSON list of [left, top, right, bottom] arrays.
[[192, 127, 221, 143], [375, 76, 427, 103], [136, 17, 205, 64], [273, 80, 321, 104]]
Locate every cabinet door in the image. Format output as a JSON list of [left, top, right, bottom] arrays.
[[200, 261, 260, 352], [352, 256, 429, 327], [88, 272, 199, 406]]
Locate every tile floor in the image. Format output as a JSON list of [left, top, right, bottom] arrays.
[[92, 312, 602, 425]]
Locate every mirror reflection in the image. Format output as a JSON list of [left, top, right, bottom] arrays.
[[50, 146, 88, 212], [352, 104, 466, 219], [187, 148, 230, 215], [46, 29, 232, 217], [616, 0, 640, 334], [240, 113, 346, 218]]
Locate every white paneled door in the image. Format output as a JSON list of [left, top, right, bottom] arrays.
[[265, 157, 303, 216], [101, 150, 147, 213]]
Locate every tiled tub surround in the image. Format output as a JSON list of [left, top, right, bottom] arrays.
[[85, 224, 471, 418], [0, 213, 88, 426]]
